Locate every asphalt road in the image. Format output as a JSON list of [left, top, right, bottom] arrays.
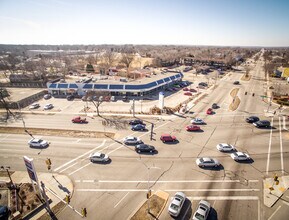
[[1, 52, 289, 220]]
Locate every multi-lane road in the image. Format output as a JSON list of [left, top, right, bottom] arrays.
[[0, 54, 288, 220]]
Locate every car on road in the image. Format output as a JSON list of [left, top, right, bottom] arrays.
[[233, 81, 240, 85], [230, 152, 251, 161], [246, 116, 260, 123], [253, 120, 270, 128], [89, 152, 110, 163], [168, 192, 186, 217], [129, 119, 144, 125], [216, 143, 235, 152], [160, 134, 177, 143], [206, 108, 213, 115], [192, 200, 211, 220], [123, 136, 142, 145], [29, 103, 40, 109], [28, 138, 49, 148], [131, 124, 146, 131], [184, 92, 193, 96], [196, 157, 220, 168], [191, 118, 205, 125], [135, 144, 155, 153], [44, 94, 51, 100], [212, 103, 218, 109], [186, 125, 201, 131], [71, 116, 87, 123], [43, 104, 53, 110]]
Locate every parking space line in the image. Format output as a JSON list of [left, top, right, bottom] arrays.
[[76, 189, 259, 192], [266, 117, 274, 175], [279, 117, 284, 174], [114, 192, 130, 208], [188, 196, 259, 200], [268, 205, 281, 220]]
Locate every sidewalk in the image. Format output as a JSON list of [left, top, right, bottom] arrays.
[[0, 171, 73, 219], [263, 175, 289, 207]]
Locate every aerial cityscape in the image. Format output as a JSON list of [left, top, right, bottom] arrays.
[[0, 0, 289, 220]]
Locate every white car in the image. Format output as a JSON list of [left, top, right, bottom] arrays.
[[43, 104, 53, 110], [28, 138, 49, 148], [29, 103, 40, 109], [196, 157, 220, 168], [192, 200, 211, 220], [168, 192, 186, 217], [191, 118, 205, 125], [89, 152, 110, 163], [230, 152, 251, 161], [123, 136, 142, 145], [216, 143, 235, 152]]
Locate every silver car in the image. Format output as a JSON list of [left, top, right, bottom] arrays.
[[123, 136, 142, 145], [29, 103, 40, 109], [230, 152, 250, 161], [196, 157, 220, 168], [191, 118, 205, 125], [28, 138, 49, 148], [168, 192, 186, 217], [44, 104, 53, 110], [216, 143, 235, 152], [192, 200, 211, 220], [89, 152, 110, 163]]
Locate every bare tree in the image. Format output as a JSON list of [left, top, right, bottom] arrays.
[[0, 88, 14, 121], [120, 52, 134, 78], [244, 66, 251, 77], [99, 50, 117, 74]]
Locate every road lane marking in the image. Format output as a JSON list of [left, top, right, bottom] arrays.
[[75, 179, 259, 183], [69, 162, 91, 176], [282, 201, 289, 206], [268, 205, 281, 220], [54, 140, 106, 172], [59, 162, 79, 173], [279, 117, 284, 174], [188, 196, 259, 200], [76, 188, 259, 192], [283, 116, 288, 130], [266, 117, 274, 175], [0, 134, 11, 141], [114, 192, 130, 208]]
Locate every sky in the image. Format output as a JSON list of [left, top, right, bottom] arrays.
[[0, 0, 289, 46]]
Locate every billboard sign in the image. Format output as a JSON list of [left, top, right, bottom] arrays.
[[23, 156, 38, 182]]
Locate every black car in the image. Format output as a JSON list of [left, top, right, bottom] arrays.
[[212, 103, 218, 109], [253, 120, 270, 128], [66, 95, 74, 101], [135, 144, 155, 153], [246, 116, 260, 123], [131, 124, 146, 131], [198, 82, 208, 87], [0, 205, 9, 220], [233, 81, 240, 85], [129, 119, 144, 125]]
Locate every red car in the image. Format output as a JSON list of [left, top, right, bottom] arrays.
[[206, 108, 213, 115], [72, 116, 87, 123], [186, 125, 201, 131], [184, 92, 192, 96], [160, 134, 177, 143], [190, 88, 197, 92], [183, 87, 189, 91]]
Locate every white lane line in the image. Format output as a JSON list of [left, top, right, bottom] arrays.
[[282, 201, 289, 206], [59, 162, 79, 173], [268, 205, 281, 220], [266, 117, 274, 175], [75, 179, 259, 183], [69, 162, 91, 176], [76, 188, 259, 192], [76, 139, 81, 143], [283, 116, 288, 130], [54, 140, 106, 172], [188, 196, 260, 200], [0, 134, 11, 141], [279, 117, 284, 174], [114, 192, 130, 208]]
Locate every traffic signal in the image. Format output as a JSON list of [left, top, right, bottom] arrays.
[[47, 165, 51, 170], [65, 195, 70, 204], [274, 174, 278, 182], [81, 208, 87, 217], [46, 158, 52, 166]]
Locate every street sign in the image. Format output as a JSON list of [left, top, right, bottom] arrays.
[[23, 156, 38, 182]]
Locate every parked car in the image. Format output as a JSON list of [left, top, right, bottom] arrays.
[[166, 88, 174, 92], [131, 124, 146, 131], [44, 94, 51, 100], [246, 116, 260, 123], [216, 143, 235, 152], [89, 152, 110, 163], [135, 144, 155, 153], [28, 138, 49, 148], [81, 96, 87, 101], [253, 120, 270, 128], [98, 96, 103, 101], [192, 200, 211, 220], [212, 103, 218, 109], [190, 88, 197, 92], [123, 136, 142, 145], [110, 96, 116, 102], [160, 134, 177, 143], [184, 92, 193, 96], [233, 81, 240, 85], [231, 152, 251, 161], [122, 96, 128, 102], [72, 116, 87, 123], [198, 82, 208, 87], [168, 192, 186, 217], [183, 87, 189, 91], [29, 103, 40, 109], [66, 95, 74, 101], [191, 118, 205, 125], [43, 104, 53, 110], [129, 119, 144, 125], [196, 157, 220, 168], [104, 96, 110, 102], [0, 205, 10, 220], [186, 125, 201, 131], [206, 108, 213, 115]]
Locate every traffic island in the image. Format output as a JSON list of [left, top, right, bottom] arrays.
[[229, 88, 240, 111], [241, 74, 251, 81], [130, 191, 169, 220]]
